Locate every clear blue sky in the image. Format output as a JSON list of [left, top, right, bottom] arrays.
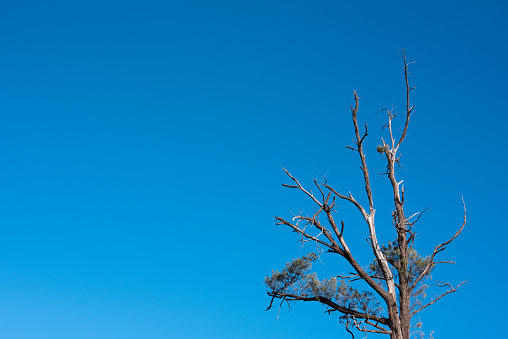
[[1, 0, 507, 338]]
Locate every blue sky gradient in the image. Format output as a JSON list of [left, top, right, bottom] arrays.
[[1, 0, 507, 338]]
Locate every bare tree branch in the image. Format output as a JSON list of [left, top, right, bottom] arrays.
[[364, 319, 392, 333], [323, 184, 369, 221], [411, 197, 466, 290], [267, 291, 390, 325], [282, 167, 323, 207], [275, 216, 339, 253], [410, 280, 466, 317], [353, 317, 392, 335], [396, 50, 415, 150], [350, 91, 374, 214], [292, 215, 341, 251]]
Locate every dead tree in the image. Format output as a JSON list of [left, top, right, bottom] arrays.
[[265, 52, 465, 339]]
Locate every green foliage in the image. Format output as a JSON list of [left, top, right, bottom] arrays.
[[369, 241, 434, 287], [265, 254, 382, 316], [265, 253, 318, 295]]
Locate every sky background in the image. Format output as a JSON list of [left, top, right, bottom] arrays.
[[1, 0, 507, 338]]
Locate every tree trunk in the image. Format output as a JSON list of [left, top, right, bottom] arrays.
[[387, 296, 403, 339]]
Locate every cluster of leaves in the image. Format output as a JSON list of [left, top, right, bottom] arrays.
[[265, 253, 318, 297], [369, 241, 434, 287], [265, 253, 382, 316]]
